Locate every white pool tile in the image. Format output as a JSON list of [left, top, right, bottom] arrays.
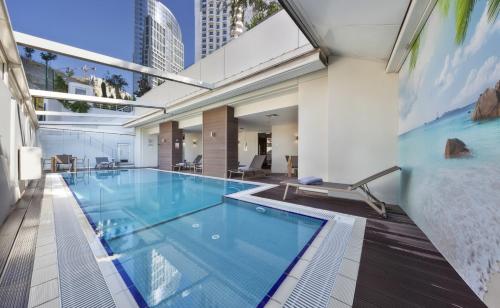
[[344, 245, 362, 262], [271, 276, 299, 304], [301, 244, 319, 261], [104, 272, 128, 295], [331, 275, 356, 306], [328, 296, 351, 308], [33, 252, 57, 270], [28, 278, 59, 308], [264, 298, 283, 308], [36, 235, 55, 248], [97, 258, 116, 277], [34, 298, 60, 308], [35, 243, 57, 258], [31, 264, 58, 287], [112, 289, 139, 308], [338, 258, 359, 280], [288, 259, 310, 279]]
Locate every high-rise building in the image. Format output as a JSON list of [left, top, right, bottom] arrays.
[[195, 0, 234, 61], [133, 0, 184, 93]]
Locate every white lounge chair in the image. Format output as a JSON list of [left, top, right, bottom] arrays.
[[95, 157, 115, 169], [281, 166, 401, 218], [228, 155, 267, 179]]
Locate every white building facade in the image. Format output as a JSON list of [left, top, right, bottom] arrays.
[[133, 0, 184, 92]]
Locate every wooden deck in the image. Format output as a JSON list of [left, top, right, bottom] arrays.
[[251, 174, 486, 308]]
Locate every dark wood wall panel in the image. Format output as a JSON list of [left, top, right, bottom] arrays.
[[202, 106, 238, 177], [158, 121, 183, 170]]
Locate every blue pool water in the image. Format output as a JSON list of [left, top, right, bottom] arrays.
[[63, 169, 325, 307]]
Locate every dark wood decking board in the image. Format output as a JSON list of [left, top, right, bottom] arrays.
[[0, 178, 44, 307], [0, 180, 39, 277], [252, 175, 486, 308]]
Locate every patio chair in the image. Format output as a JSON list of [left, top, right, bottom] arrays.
[[95, 157, 115, 169], [280, 166, 401, 218], [55, 154, 73, 171], [228, 155, 267, 179], [285, 155, 298, 177]]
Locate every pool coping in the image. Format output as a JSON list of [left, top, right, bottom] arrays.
[[35, 170, 365, 308]]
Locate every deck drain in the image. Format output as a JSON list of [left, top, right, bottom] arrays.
[[192, 223, 200, 228], [211, 234, 220, 240]]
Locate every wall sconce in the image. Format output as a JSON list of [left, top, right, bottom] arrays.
[[295, 135, 298, 143], [193, 140, 197, 146], [161, 138, 167, 144], [244, 141, 248, 151], [210, 131, 216, 137]]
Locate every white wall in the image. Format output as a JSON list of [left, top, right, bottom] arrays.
[[297, 72, 329, 179], [327, 57, 399, 204], [238, 131, 258, 166], [183, 132, 202, 162], [272, 123, 298, 173], [134, 128, 158, 168], [0, 81, 37, 225], [137, 10, 312, 112]]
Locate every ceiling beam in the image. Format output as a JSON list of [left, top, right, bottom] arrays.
[[35, 111, 137, 118], [15, 31, 214, 89], [39, 121, 125, 126], [30, 89, 166, 111]]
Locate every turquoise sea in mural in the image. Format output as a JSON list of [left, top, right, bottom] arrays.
[[400, 103, 500, 170]]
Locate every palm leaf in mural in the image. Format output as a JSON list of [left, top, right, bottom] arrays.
[[487, 0, 500, 22], [455, 0, 476, 44], [409, 34, 420, 71], [437, 0, 451, 17]]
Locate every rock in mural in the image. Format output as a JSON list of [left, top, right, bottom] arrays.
[[445, 138, 470, 159], [471, 81, 500, 121]]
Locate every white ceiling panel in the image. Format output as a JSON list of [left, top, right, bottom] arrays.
[[286, 0, 411, 60]]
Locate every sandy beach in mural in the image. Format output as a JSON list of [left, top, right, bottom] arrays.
[[398, 0, 500, 298]]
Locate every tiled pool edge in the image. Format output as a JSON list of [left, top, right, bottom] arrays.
[[44, 171, 365, 308], [44, 173, 138, 308], [232, 194, 364, 308]]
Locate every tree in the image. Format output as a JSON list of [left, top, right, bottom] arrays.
[[40, 52, 57, 90], [134, 76, 151, 98], [24, 47, 35, 59], [409, 0, 499, 72], [53, 74, 90, 113], [64, 67, 75, 78], [455, 0, 498, 44], [105, 73, 128, 99], [245, 1, 281, 30], [101, 81, 107, 97], [229, 0, 254, 38]]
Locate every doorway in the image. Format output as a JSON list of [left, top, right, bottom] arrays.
[[117, 143, 130, 163], [258, 133, 272, 169]]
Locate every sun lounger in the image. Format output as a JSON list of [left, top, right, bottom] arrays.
[[228, 155, 267, 179], [281, 166, 401, 218], [95, 157, 115, 169]]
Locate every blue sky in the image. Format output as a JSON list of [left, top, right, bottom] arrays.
[[399, 0, 500, 133], [6, 0, 195, 92]]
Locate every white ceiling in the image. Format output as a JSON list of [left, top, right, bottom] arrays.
[[179, 106, 298, 133], [238, 106, 298, 132], [288, 0, 411, 61]]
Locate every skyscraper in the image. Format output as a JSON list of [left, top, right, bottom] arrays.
[[194, 0, 234, 61], [133, 0, 184, 93]]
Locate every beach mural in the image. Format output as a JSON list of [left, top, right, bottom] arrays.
[[399, 0, 499, 298]]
